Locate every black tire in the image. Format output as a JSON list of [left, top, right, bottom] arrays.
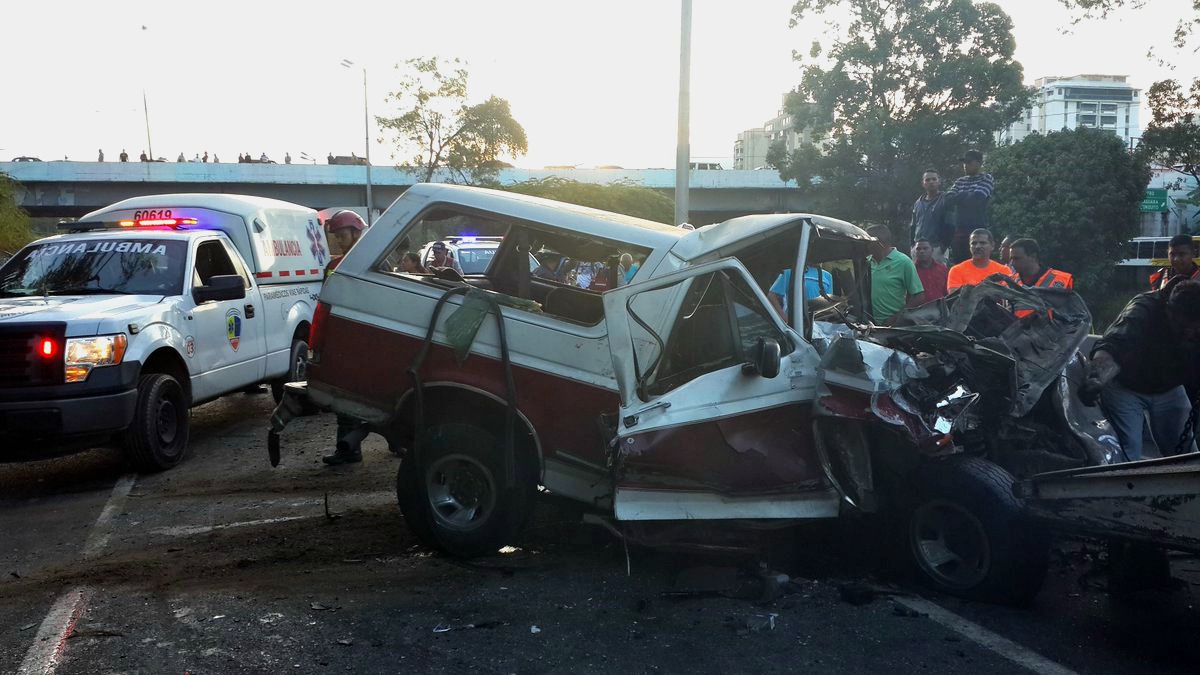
[[903, 456, 1048, 605], [397, 422, 536, 557], [122, 373, 190, 472], [271, 339, 309, 403]]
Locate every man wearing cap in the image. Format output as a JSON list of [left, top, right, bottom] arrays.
[[1149, 234, 1200, 291], [428, 241, 464, 275], [945, 150, 994, 264], [324, 210, 366, 276]]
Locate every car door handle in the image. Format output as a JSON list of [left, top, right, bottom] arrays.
[[623, 400, 670, 428], [245, 304, 256, 318]]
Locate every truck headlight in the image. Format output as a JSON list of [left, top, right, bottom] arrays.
[[65, 334, 128, 383]]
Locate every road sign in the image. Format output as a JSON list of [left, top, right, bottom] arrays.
[[1141, 188, 1169, 212]]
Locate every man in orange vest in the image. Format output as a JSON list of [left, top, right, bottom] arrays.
[[1149, 234, 1199, 290], [1009, 238, 1073, 290], [946, 228, 1011, 292], [1009, 238, 1073, 319]]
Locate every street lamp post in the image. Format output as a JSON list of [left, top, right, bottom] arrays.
[[675, 0, 692, 226], [341, 59, 374, 225]]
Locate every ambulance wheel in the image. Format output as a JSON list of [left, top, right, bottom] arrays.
[[903, 456, 1048, 605], [122, 373, 190, 472], [397, 422, 536, 557], [271, 339, 318, 414]]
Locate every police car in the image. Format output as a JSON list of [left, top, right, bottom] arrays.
[[0, 194, 329, 470]]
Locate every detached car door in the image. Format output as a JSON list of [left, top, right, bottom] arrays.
[[601, 258, 839, 521]]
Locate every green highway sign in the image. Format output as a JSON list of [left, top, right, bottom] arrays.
[[1141, 188, 1169, 212]]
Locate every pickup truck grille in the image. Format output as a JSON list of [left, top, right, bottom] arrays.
[[0, 324, 66, 387]]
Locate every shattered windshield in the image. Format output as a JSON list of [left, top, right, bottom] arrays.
[[0, 239, 187, 297]]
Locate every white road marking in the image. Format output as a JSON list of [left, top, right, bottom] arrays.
[[895, 597, 1080, 675], [147, 515, 311, 538], [18, 474, 137, 675], [80, 474, 136, 559], [16, 588, 90, 675]]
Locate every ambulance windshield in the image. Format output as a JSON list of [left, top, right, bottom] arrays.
[[0, 239, 188, 297]]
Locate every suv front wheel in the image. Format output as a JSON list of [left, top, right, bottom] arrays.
[[903, 456, 1048, 605], [397, 422, 536, 557]]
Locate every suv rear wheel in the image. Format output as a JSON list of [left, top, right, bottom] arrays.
[[397, 422, 536, 557], [903, 456, 1048, 605]]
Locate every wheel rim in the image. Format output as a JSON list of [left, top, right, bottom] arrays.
[[425, 453, 497, 532], [156, 395, 179, 446], [910, 499, 991, 590], [293, 345, 307, 381]]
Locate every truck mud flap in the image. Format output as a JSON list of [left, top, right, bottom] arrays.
[[267, 381, 316, 467], [1015, 453, 1200, 552]]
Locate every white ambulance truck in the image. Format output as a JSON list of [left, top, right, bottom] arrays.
[[0, 193, 329, 470]]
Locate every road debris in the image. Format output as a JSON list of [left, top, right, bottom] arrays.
[[530, 625, 542, 634], [432, 621, 502, 633]]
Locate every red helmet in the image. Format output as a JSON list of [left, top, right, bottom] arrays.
[[326, 210, 366, 233]]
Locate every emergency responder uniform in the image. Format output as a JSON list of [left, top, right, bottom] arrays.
[[322, 211, 368, 465], [1013, 267, 1074, 319], [1149, 265, 1200, 291]]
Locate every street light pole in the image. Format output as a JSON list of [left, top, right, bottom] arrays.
[[363, 68, 373, 226], [674, 0, 692, 226], [142, 88, 154, 161], [342, 59, 374, 225]]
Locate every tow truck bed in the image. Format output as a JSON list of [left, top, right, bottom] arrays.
[[1016, 453, 1200, 552]]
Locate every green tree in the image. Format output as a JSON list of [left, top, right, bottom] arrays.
[[988, 128, 1150, 303], [504, 178, 675, 224], [1138, 79, 1200, 228], [0, 173, 33, 257], [376, 57, 528, 185], [776, 0, 1032, 230]]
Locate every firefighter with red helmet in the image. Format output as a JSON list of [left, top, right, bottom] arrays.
[[322, 209, 369, 465], [324, 210, 366, 276]]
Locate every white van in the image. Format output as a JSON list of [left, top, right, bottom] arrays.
[[0, 193, 329, 470]]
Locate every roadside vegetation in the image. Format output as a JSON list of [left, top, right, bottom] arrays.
[[0, 173, 33, 257]]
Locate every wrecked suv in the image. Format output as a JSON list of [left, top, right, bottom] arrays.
[[271, 184, 1115, 604]]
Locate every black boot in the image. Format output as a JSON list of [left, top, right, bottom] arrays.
[[322, 445, 362, 465], [323, 415, 364, 465]]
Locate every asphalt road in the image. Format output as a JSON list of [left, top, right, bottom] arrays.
[[2, 393, 1198, 674]]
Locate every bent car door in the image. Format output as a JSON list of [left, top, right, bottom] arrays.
[[601, 258, 839, 521]]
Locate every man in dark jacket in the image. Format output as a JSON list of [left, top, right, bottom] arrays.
[[945, 149, 994, 264], [910, 169, 952, 262], [1086, 278, 1200, 460]]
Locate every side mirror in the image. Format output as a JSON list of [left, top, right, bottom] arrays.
[[192, 274, 246, 304], [742, 337, 782, 379]]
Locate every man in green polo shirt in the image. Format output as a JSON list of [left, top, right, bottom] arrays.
[[865, 224, 924, 324]]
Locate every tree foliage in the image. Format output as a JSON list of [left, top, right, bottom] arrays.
[[988, 128, 1150, 303], [377, 57, 528, 185], [775, 0, 1032, 228], [0, 173, 33, 257], [1058, 0, 1200, 52], [504, 178, 675, 224], [1139, 79, 1200, 220]]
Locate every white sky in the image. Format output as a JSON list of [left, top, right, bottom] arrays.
[[2, 0, 1197, 168]]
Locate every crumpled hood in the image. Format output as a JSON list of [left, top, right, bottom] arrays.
[[0, 294, 164, 334], [871, 280, 1092, 417]]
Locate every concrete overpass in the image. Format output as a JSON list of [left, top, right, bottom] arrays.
[[0, 162, 806, 224]]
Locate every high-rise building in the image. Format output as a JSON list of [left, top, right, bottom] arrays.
[[733, 95, 820, 170], [998, 74, 1141, 147], [733, 128, 769, 170]]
